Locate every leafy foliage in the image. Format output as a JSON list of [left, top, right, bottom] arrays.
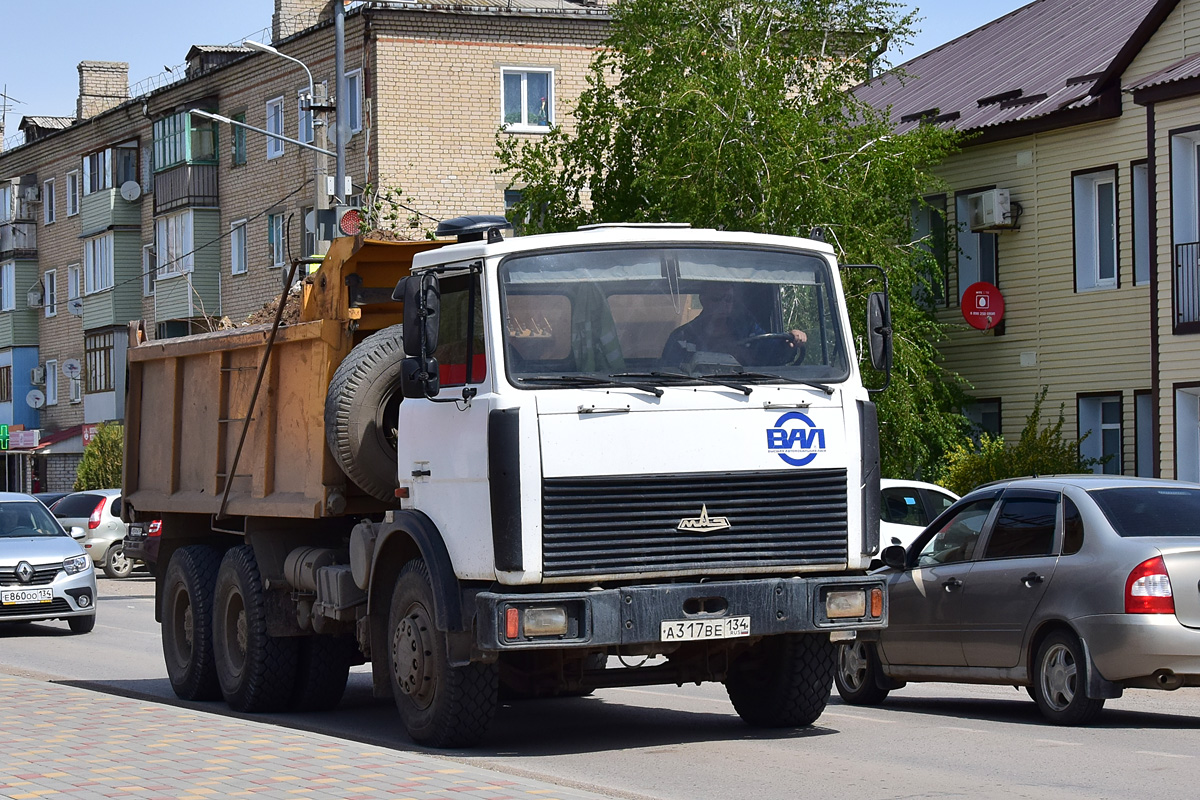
[[75, 422, 123, 491], [939, 387, 1103, 495], [497, 0, 970, 478]]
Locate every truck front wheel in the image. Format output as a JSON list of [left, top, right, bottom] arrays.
[[387, 559, 498, 747], [212, 545, 299, 712], [725, 633, 835, 728], [161, 545, 222, 701]]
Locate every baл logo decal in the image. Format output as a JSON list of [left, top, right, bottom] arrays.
[[766, 411, 826, 467]]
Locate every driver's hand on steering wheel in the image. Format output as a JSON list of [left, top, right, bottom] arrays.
[[787, 329, 807, 350]]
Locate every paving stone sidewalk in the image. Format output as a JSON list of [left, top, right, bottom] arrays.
[[0, 675, 614, 800]]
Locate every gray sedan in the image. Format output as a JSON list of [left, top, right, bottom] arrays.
[[0, 492, 97, 633], [836, 476, 1200, 725]]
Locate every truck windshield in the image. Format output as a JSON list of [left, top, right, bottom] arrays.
[[498, 246, 850, 388]]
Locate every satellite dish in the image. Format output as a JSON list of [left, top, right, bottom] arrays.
[[120, 181, 142, 202], [67, 297, 84, 316], [26, 389, 45, 409], [62, 359, 82, 379]]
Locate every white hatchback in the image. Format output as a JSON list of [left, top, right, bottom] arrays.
[[880, 478, 959, 551]]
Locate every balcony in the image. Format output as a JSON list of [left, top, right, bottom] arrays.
[[1175, 242, 1200, 333], [154, 164, 219, 215], [0, 221, 36, 259]]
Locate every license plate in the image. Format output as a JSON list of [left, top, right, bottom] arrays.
[[661, 616, 750, 642], [1, 587, 53, 605]]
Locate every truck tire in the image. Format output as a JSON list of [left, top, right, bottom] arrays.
[[325, 325, 406, 502], [291, 635, 358, 712], [725, 633, 835, 728], [212, 545, 299, 712], [161, 545, 222, 701], [388, 558, 498, 747]]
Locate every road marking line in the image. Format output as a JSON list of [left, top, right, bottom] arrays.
[[1035, 739, 1082, 746], [821, 711, 897, 724], [1136, 751, 1192, 759], [941, 726, 987, 733]]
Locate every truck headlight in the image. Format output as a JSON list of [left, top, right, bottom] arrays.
[[63, 554, 91, 575], [826, 589, 867, 619]]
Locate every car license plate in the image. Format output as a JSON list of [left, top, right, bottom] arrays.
[[1, 588, 53, 605], [661, 616, 750, 642]]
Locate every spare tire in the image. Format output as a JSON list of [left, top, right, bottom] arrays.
[[325, 325, 406, 501]]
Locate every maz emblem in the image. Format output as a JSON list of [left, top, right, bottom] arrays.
[[677, 505, 731, 534]]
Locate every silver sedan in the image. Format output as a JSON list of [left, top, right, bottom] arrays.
[[836, 476, 1200, 725], [0, 493, 97, 633]]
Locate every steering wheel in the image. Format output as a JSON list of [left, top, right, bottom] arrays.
[[9, 527, 39, 538], [737, 332, 807, 365]]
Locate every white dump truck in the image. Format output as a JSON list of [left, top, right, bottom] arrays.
[[123, 217, 892, 746]]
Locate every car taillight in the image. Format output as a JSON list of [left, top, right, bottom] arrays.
[[1125, 556, 1175, 614], [148, 520, 162, 537], [88, 497, 106, 530]]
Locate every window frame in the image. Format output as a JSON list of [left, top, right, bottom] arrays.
[[954, 188, 999, 306], [232, 112, 248, 166], [345, 69, 363, 133], [1072, 166, 1120, 292], [155, 209, 195, 277], [84, 330, 115, 394], [67, 263, 82, 301], [266, 96, 286, 160], [911, 194, 949, 308], [1078, 392, 1123, 475], [0, 365, 11, 403], [298, 90, 314, 144], [0, 261, 14, 312], [65, 171, 80, 216], [84, 233, 114, 294], [143, 243, 155, 297], [43, 269, 57, 317], [43, 178, 55, 225], [1132, 159, 1150, 286], [268, 213, 286, 267], [230, 218, 248, 275], [45, 359, 58, 406], [500, 67, 554, 133], [977, 490, 1061, 561]]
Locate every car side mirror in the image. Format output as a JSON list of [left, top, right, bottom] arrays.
[[880, 544, 907, 570], [69, 526, 86, 540]]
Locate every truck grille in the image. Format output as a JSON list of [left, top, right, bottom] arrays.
[[542, 469, 848, 578]]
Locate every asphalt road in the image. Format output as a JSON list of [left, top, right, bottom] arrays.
[[3, 573, 1200, 799]]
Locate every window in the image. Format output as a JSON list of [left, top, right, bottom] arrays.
[[84, 331, 114, 393], [230, 219, 247, 275], [114, 143, 138, 186], [1135, 390, 1153, 477], [45, 359, 58, 406], [955, 192, 997, 304], [232, 113, 247, 166], [1073, 168, 1118, 291], [1175, 385, 1200, 482], [915, 497, 996, 567], [0, 261, 13, 311], [66, 171, 80, 216], [301, 206, 316, 259], [501, 68, 553, 131], [911, 195, 948, 307], [43, 270, 56, 317], [153, 112, 218, 172], [881, 485, 929, 528], [67, 263, 82, 301], [143, 244, 155, 297], [1079, 394, 1122, 475], [964, 398, 1001, 438], [1132, 161, 1150, 285], [0, 184, 12, 223], [1171, 133, 1200, 328], [435, 273, 487, 386], [69, 377, 82, 404], [43, 179, 55, 225], [268, 213, 285, 266], [83, 148, 111, 195], [1063, 497, 1085, 555], [344, 70, 362, 133], [298, 90, 314, 144], [0, 366, 10, 402], [982, 494, 1057, 559], [155, 210, 194, 276], [84, 233, 114, 293], [266, 97, 285, 159]]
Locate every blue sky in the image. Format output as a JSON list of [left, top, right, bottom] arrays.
[[0, 0, 1029, 144]]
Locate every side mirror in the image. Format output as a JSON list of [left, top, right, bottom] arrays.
[[400, 273, 441, 357], [866, 291, 892, 373], [880, 544, 907, 570], [69, 526, 86, 540], [400, 357, 441, 399]]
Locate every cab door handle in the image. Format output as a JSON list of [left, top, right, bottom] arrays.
[[942, 577, 962, 592], [1021, 572, 1044, 587]]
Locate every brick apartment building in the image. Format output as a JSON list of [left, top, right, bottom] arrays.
[[0, 0, 608, 491]]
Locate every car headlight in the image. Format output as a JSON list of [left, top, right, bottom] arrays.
[[63, 554, 91, 575]]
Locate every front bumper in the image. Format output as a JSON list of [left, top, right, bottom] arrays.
[[475, 575, 887, 651], [0, 565, 97, 623], [1075, 613, 1200, 684]]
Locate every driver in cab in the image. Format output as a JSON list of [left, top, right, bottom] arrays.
[[661, 284, 806, 370]]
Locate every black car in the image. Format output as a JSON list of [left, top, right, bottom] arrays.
[[34, 491, 71, 509]]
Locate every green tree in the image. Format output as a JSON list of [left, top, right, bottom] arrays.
[[940, 387, 1103, 495], [74, 422, 123, 491], [497, 0, 969, 478]]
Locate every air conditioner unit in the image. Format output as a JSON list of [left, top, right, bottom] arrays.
[[21, 184, 40, 203], [30, 366, 45, 385], [968, 188, 1014, 231]]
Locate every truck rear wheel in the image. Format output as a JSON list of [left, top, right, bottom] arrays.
[[291, 635, 358, 712], [388, 558, 498, 747], [325, 325, 406, 502], [725, 633, 835, 728], [213, 545, 299, 712], [161, 545, 222, 701]]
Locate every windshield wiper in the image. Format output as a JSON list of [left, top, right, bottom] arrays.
[[613, 371, 752, 396], [515, 374, 664, 397], [707, 372, 835, 396]]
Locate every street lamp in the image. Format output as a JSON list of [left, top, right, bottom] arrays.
[[242, 39, 329, 256]]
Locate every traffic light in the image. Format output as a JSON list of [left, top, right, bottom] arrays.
[[334, 205, 362, 237]]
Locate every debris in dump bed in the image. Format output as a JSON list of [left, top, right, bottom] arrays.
[[243, 282, 304, 326], [363, 226, 432, 243]]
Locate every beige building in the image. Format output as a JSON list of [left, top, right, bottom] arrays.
[[858, 0, 1200, 481], [0, 0, 608, 490]]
